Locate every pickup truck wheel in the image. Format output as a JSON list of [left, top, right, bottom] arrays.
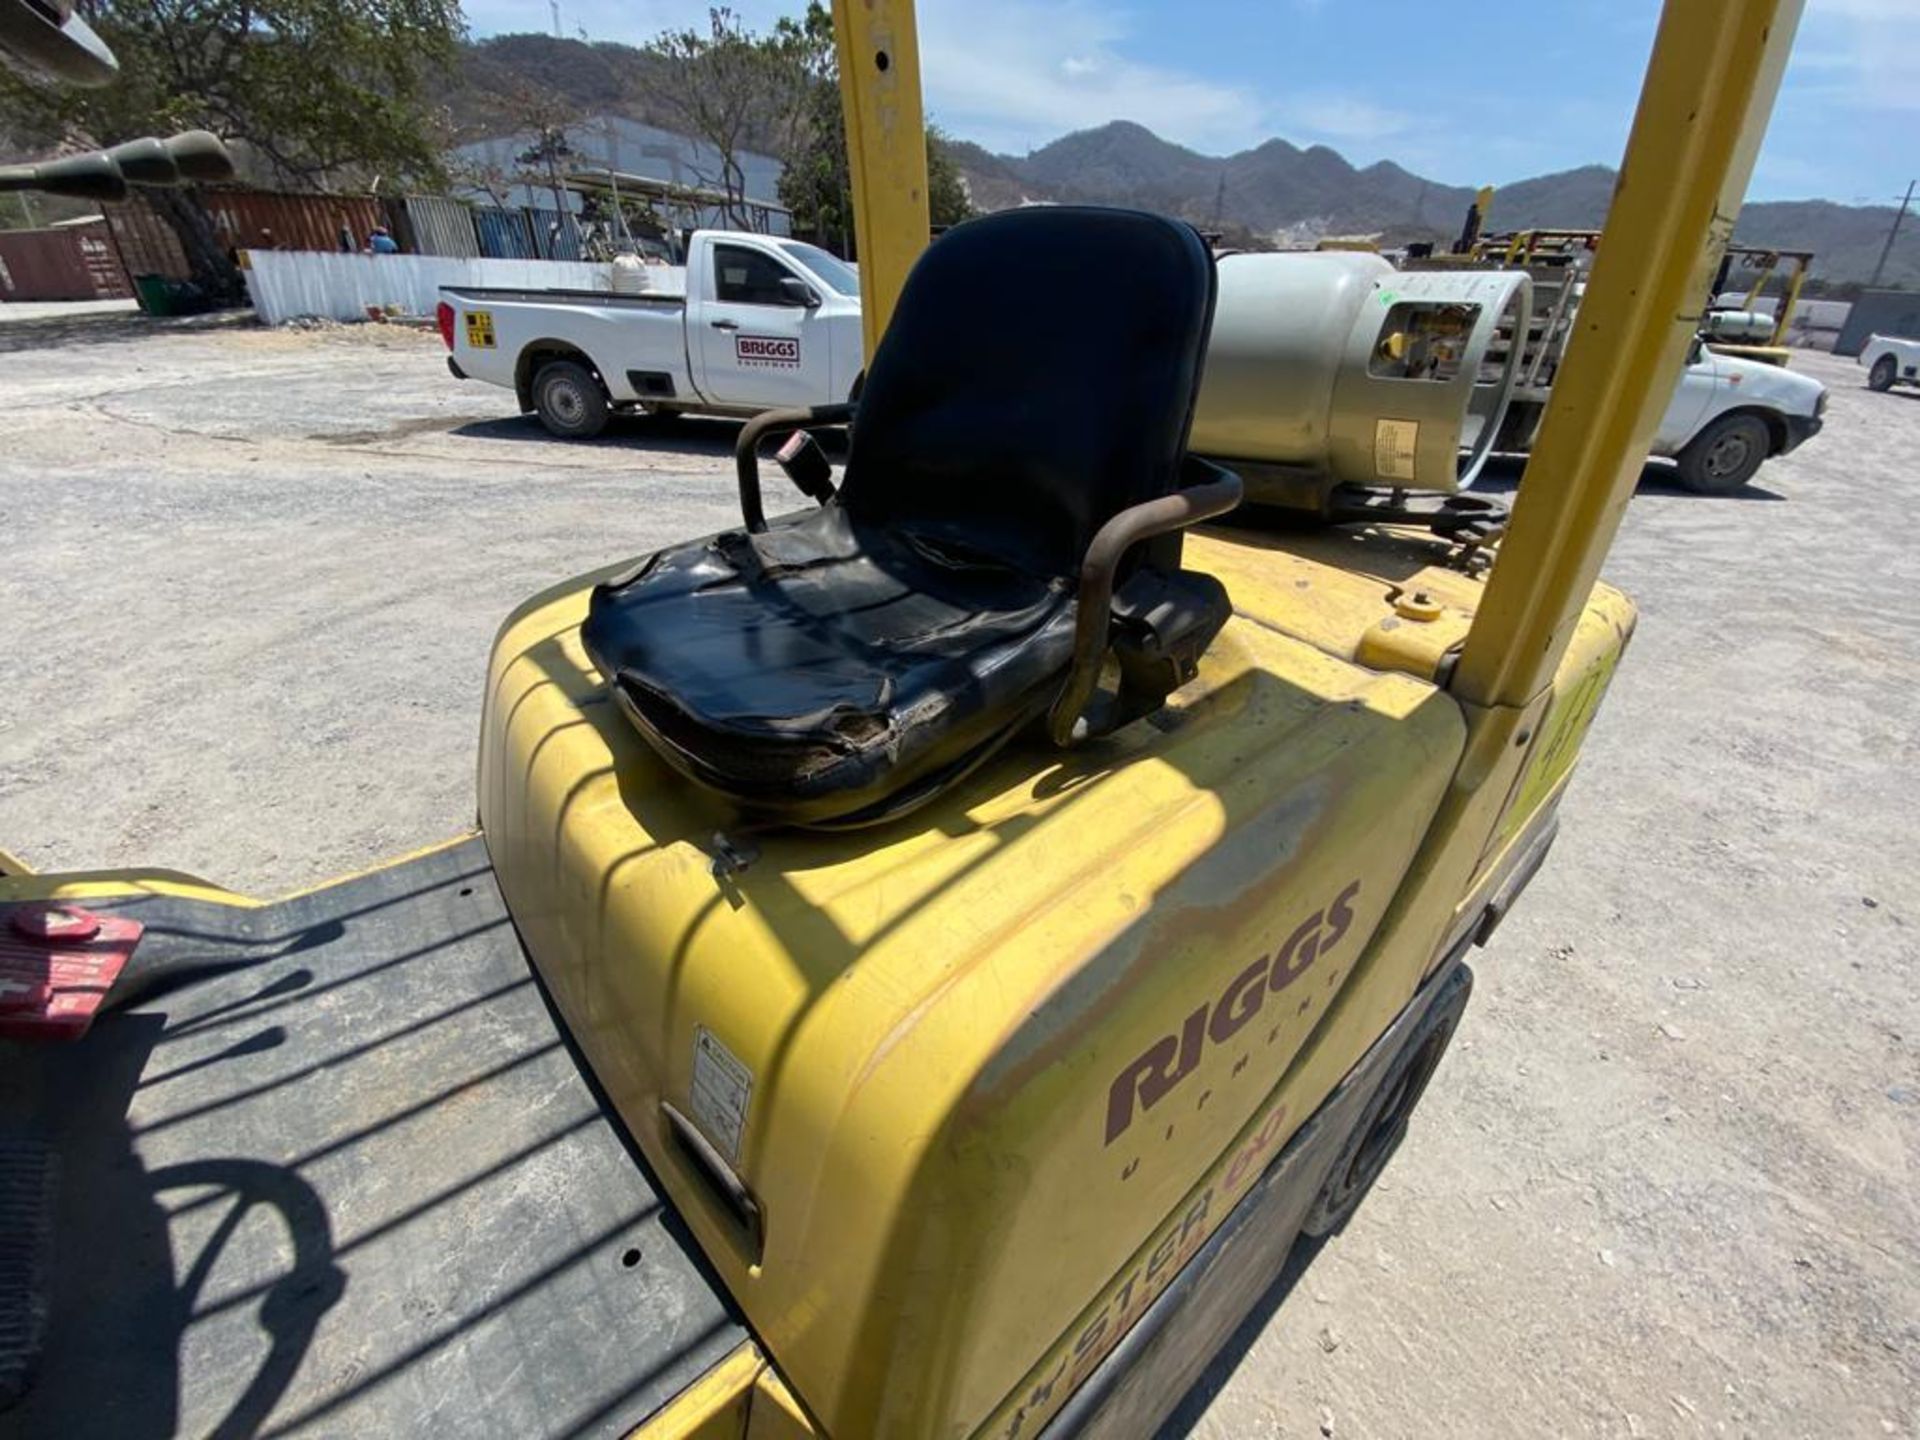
[[533, 360, 610, 439], [1868, 355, 1898, 392], [1674, 411, 1769, 495]]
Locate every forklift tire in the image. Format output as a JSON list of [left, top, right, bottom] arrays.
[[1300, 962, 1473, 1238], [1673, 411, 1769, 495], [533, 360, 610, 440], [1868, 355, 1897, 392]]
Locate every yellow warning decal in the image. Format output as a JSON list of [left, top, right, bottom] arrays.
[[465, 309, 496, 349]]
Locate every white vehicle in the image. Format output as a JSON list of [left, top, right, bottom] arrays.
[[1629, 337, 1827, 494], [1860, 333, 1920, 394], [437, 230, 865, 439], [1496, 286, 1828, 495]]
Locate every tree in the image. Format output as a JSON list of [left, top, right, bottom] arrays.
[[926, 125, 973, 232], [645, 8, 797, 231], [505, 82, 581, 254], [772, 1, 971, 254], [771, 1, 849, 250], [0, 0, 463, 299]]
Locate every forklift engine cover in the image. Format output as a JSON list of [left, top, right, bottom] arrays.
[[483, 510, 1631, 1437]]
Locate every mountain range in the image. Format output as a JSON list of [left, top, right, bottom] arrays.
[[946, 120, 1919, 288], [448, 34, 1913, 290]]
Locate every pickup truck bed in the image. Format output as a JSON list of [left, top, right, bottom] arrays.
[[0, 839, 742, 1439], [443, 285, 684, 309]]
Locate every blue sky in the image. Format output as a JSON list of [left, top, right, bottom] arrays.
[[460, 0, 1915, 205]]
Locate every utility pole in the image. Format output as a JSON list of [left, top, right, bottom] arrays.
[[1868, 178, 1914, 290]]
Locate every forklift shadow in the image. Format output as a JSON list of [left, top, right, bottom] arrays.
[[0, 306, 251, 354], [450, 411, 852, 463], [0, 842, 743, 1439], [1155, 1234, 1333, 1437], [1472, 454, 1787, 501]]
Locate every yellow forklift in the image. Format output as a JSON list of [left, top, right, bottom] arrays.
[[1472, 228, 1812, 368], [0, 2, 1802, 1436], [1705, 243, 1815, 364]]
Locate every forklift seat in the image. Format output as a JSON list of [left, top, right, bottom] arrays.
[[581, 206, 1241, 828]]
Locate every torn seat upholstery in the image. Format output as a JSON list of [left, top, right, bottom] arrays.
[[581, 206, 1240, 828]]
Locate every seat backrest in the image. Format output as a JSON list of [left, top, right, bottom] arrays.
[[837, 207, 1217, 577]]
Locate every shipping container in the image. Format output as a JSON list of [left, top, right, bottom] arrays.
[[203, 189, 384, 255], [104, 187, 386, 282], [0, 220, 133, 302]]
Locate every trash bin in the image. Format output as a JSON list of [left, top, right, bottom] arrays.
[[132, 273, 210, 317], [131, 273, 175, 315]]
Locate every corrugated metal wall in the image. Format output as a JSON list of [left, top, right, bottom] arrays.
[[398, 196, 480, 259], [1834, 290, 1920, 356], [526, 208, 583, 262], [242, 250, 614, 324], [0, 221, 133, 301], [95, 187, 603, 287], [473, 206, 537, 259]]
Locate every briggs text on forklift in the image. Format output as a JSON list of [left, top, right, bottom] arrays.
[[1105, 881, 1361, 1144]]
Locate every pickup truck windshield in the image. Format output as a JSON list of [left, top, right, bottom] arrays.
[[779, 240, 861, 297]]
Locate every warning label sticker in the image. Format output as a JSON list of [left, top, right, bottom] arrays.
[[1374, 418, 1419, 482], [691, 1025, 753, 1162], [464, 309, 496, 349]]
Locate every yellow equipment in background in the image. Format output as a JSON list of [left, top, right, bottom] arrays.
[[0, 3, 1804, 1438], [1707, 243, 1815, 364]]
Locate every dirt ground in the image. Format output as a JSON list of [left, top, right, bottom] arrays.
[[1, 306, 1913, 1438]]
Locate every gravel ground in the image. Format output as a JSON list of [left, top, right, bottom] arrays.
[[1, 308, 1913, 1438]]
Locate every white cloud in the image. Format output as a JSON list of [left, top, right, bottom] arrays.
[[1794, 0, 1920, 112], [915, 0, 1266, 153], [1277, 92, 1415, 143], [462, 0, 1275, 154]]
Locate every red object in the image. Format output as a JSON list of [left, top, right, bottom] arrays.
[[0, 904, 141, 1041], [436, 299, 456, 351]]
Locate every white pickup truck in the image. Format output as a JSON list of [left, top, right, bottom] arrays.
[[1501, 305, 1828, 494], [1638, 336, 1827, 493], [1861, 333, 1920, 394], [437, 230, 865, 438]]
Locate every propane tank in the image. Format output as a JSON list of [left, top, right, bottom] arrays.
[[1701, 308, 1774, 342], [1191, 252, 1531, 496]]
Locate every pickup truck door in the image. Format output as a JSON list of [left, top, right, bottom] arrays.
[[692, 242, 833, 409], [1653, 343, 1718, 455]]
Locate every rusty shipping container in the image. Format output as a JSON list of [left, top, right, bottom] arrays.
[[203, 189, 386, 255], [0, 220, 133, 301], [104, 187, 388, 282]]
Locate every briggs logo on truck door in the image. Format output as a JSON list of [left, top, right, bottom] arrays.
[[735, 334, 801, 368], [1104, 881, 1360, 1145]]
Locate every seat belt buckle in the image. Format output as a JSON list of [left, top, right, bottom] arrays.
[[774, 430, 837, 504]]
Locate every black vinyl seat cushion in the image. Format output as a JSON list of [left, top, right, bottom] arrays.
[[582, 206, 1220, 827], [585, 507, 1078, 825]]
